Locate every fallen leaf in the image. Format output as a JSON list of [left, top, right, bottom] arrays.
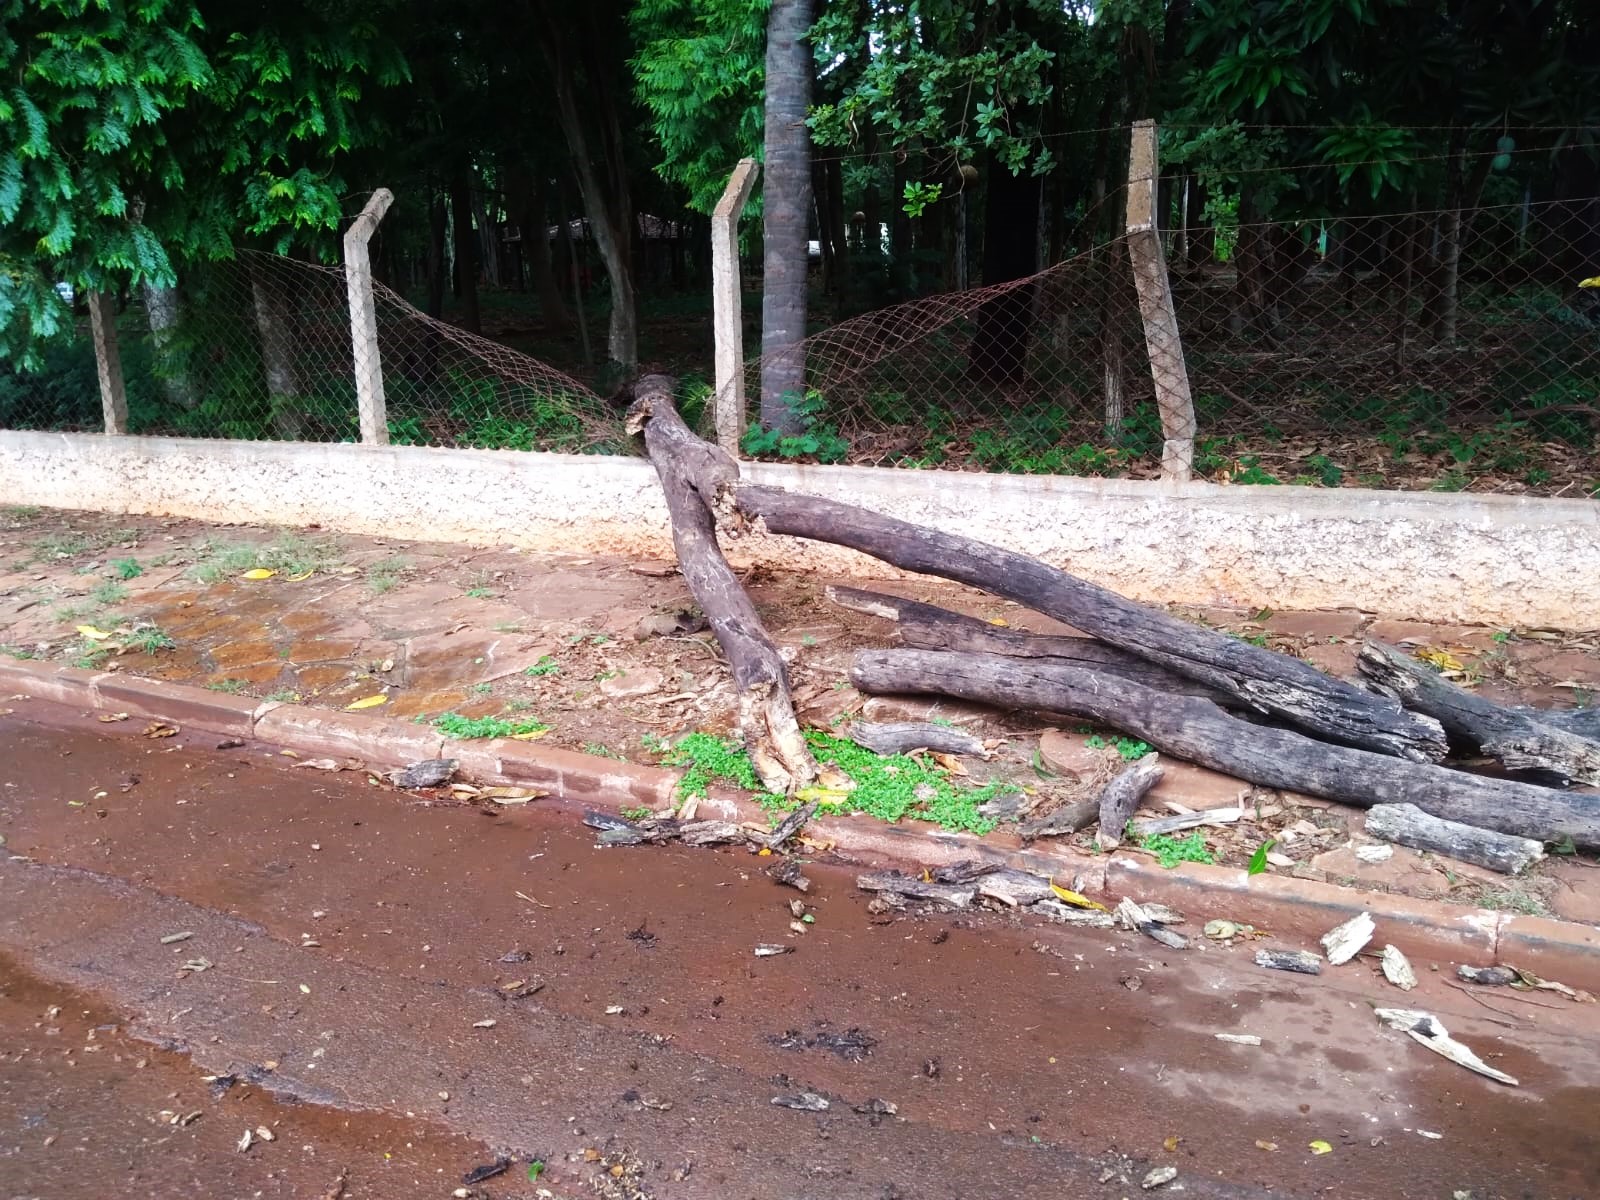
[[795, 785, 854, 807], [479, 786, 544, 804], [284, 570, 314, 582], [240, 568, 276, 581], [1163, 1135, 1180, 1152], [1309, 1140, 1333, 1155], [1049, 882, 1109, 912], [986, 617, 1009, 627], [1414, 647, 1464, 673], [142, 722, 179, 739], [77, 624, 113, 640], [509, 728, 548, 741], [1255, 1140, 1278, 1152], [344, 695, 387, 710], [97, 712, 130, 723], [294, 759, 343, 771], [930, 752, 968, 775]]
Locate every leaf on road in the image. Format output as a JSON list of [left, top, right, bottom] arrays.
[[1050, 882, 1109, 911], [1309, 1140, 1333, 1155], [344, 695, 387, 710], [142, 722, 179, 738], [76, 624, 113, 640], [240, 568, 275, 580]]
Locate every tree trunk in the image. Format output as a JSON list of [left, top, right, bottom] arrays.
[[141, 281, 197, 411], [1365, 803, 1545, 875], [759, 0, 814, 433], [425, 191, 447, 320], [1095, 754, 1165, 850], [731, 485, 1445, 760], [968, 152, 1041, 385], [248, 268, 304, 439], [516, 171, 570, 329], [849, 649, 1600, 848], [626, 377, 816, 792], [1358, 641, 1600, 784], [450, 170, 481, 334]]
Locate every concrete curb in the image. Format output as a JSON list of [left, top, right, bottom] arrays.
[[4, 658, 1597, 989]]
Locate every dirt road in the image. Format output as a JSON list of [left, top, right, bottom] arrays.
[[1, 707, 1594, 1199]]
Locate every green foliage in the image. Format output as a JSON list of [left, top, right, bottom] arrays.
[[740, 389, 849, 464], [432, 711, 550, 740], [1085, 733, 1152, 761], [524, 656, 560, 677], [1247, 838, 1275, 876], [804, 730, 1006, 835], [110, 557, 143, 579], [124, 625, 175, 653], [1137, 830, 1216, 869], [659, 731, 763, 799]]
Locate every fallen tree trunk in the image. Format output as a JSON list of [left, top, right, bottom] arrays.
[[627, 377, 816, 793], [726, 486, 1445, 762], [826, 585, 1239, 707], [1359, 641, 1600, 785], [849, 648, 1600, 847], [845, 720, 987, 757], [1095, 754, 1165, 850], [1515, 706, 1600, 740], [1365, 803, 1546, 875]]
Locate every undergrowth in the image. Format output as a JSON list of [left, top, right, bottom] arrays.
[[432, 711, 549, 740], [1136, 830, 1216, 869]]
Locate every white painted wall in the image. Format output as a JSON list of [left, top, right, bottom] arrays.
[[3, 431, 1595, 628]]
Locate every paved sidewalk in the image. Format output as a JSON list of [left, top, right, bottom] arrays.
[[3, 503, 1598, 926]]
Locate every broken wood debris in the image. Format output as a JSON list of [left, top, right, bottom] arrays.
[[1373, 1007, 1519, 1086], [1114, 896, 1189, 950], [855, 871, 975, 909], [1365, 803, 1545, 875], [1095, 754, 1165, 851], [764, 801, 817, 851], [1255, 948, 1323, 975], [1319, 912, 1374, 966]]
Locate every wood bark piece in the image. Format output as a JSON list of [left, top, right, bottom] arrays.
[[845, 720, 986, 757], [826, 585, 1238, 706], [1359, 641, 1600, 785], [1095, 754, 1165, 850], [764, 801, 818, 850], [628, 378, 816, 793], [1256, 949, 1323, 975], [1129, 807, 1244, 837], [848, 648, 1600, 848], [855, 872, 975, 908], [1365, 803, 1546, 874], [1018, 797, 1100, 840], [731, 485, 1445, 762]]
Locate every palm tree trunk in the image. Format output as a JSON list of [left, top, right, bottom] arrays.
[[759, 0, 814, 433]]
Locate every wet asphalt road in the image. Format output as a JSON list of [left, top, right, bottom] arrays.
[[1, 705, 1596, 1199]]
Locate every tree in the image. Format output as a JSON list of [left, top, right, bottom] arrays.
[[759, 0, 814, 431]]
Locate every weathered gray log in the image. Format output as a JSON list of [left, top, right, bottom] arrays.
[[855, 872, 975, 908], [1359, 641, 1600, 785], [1255, 949, 1322, 975], [1018, 796, 1100, 840], [1515, 706, 1600, 739], [1129, 807, 1244, 837], [728, 486, 1445, 762], [845, 720, 987, 757], [1095, 754, 1165, 850], [827, 584, 1241, 707], [849, 648, 1600, 848], [1365, 803, 1546, 875], [628, 377, 815, 793]]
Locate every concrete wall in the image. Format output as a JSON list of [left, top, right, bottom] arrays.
[[2, 430, 1595, 628]]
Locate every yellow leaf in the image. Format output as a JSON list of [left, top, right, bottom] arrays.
[[284, 569, 314, 582], [344, 695, 388, 710], [756, 847, 773, 857], [930, 752, 967, 775], [1255, 1140, 1278, 1152], [1050, 882, 1110, 911], [986, 617, 1009, 627], [1309, 1139, 1333, 1156], [1415, 647, 1464, 672], [795, 785, 853, 807], [1579, 275, 1600, 288], [241, 568, 276, 581], [77, 624, 113, 641], [1163, 1135, 1181, 1152], [510, 727, 549, 741]]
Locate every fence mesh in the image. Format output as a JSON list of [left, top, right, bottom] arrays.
[[0, 250, 626, 453], [739, 199, 1600, 496]]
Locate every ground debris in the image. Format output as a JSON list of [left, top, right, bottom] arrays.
[[1030, 899, 1116, 927], [846, 720, 988, 758], [1215, 1033, 1262, 1046], [1374, 1008, 1519, 1086], [1141, 1165, 1179, 1190], [1457, 964, 1518, 986], [1115, 897, 1188, 949], [1381, 945, 1418, 991], [768, 1024, 878, 1062], [764, 801, 817, 850], [856, 870, 975, 909], [1321, 912, 1375, 965], [461, 1157, 511, 1185], [770, 857, 812, 892], [387, 758, 459, 789], [1255, 948, 1323, 975], [771, 1091, 830, 1111], [754, 944, 793, 957]]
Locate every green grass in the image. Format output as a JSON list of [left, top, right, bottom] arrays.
[[583, 741, 626, 760], [207, 678, 248, 694], [1, 643, 36, 659], [1136, 830, 1216, 869], [620, 805, 653, 820], [191, 533, 337, 583], [470, 681, 493, 695], [432, 711, 549, 740], [90, 581, 128, 606], [109, 557, 143, 580], [264, 689, 301, 702], [31, 527, 137, 562], [3, 505, 42, 521], [524, 656, 559, 677], [658, 732, 764, 800], [124, 626, 176, 654], [804, 730, 1007, 834], [466, 586, 495, 599], [366, 555, 409, 594], [1471, 884, 1550, 917], [54, 601, 107, 623]]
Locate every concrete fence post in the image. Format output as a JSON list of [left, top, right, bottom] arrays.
[[1125, 121, 1196, 481], [344, 188, 395, 446], [712, 159, 760, 455], [87, 291, 128, 435]]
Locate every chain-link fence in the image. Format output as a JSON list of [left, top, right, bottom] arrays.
[[0, 249, 627, 453], [736, 198, 1599, 497]]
